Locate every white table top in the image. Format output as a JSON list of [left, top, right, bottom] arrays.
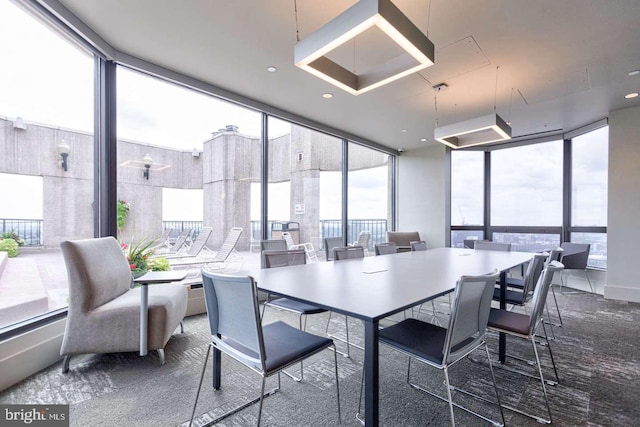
[[247, 247, 533, 322], [134, 270, 187, 284]]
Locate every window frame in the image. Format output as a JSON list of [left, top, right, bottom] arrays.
[[449, 123, 608, 271], [0, 0, 397, 339]]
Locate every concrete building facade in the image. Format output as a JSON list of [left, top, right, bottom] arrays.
[[0, 118, 390, 251]]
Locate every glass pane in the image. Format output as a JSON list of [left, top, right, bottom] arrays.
[[491, 140, 563, 226], [348, 143, 392, 253], [268, 118, 343, 261], [493, 232, 561, 252], [117, 67, 262, 272], [450, 230, 484, 248], [572, 127, 608, 226], [451, 151, 484, 226], [0, 1, 94, 330], [571, 232, 607, 269]]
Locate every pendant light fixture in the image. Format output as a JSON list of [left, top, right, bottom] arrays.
[[294, 0, 435, 95], [434, 67, 512, 148]]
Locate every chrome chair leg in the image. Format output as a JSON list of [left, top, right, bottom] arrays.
[[256, 376, 266, 426], [189, 345, 211, 427], [541, 322, 560, 384], [544, 303, 556, 340], [327, 313, 363, 357], [531, 336, 553, 424], [157, 349, 165, 365], [584, 269, 594, 293], [550, 285, 564, 327], [281, 315, 306, 382], [332, 344, 342, 425], [485, 343, 506, 427], [355, 368, 365, 425], [443, 366, 456, 426]]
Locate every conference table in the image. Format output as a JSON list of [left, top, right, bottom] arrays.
[[211, 247, 533, 426]]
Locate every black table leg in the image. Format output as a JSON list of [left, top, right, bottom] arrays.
[[364, 320, 379, 426], [212, 347, 221, 390], [499, 271, 507, 363]]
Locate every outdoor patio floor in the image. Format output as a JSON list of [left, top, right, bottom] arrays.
[[0, 246, 265, 329]]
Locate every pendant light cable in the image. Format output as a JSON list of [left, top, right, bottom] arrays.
[[426, 0, 432, 37], [508, 87, 514, 125], [294, 0, 300, 42], [434, 87, 440, 128], [494, 65, 499, 112]]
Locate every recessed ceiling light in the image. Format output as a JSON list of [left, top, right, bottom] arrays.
[[401, 129, 407, 133], [625, 92, 639, 99], [628, 70, 640, 77], [266, 66, 277, 73], [420, 138, 427, 142], [322, 93, 333, 99]]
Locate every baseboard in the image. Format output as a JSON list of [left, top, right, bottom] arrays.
[[0, 319, 65, 392], [604, 285, 640, 303]]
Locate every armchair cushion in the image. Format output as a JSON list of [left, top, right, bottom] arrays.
[[386, 231, 421, 247]]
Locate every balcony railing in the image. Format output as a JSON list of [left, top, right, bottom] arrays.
[[0, 219, 43, 246], [162, 221, 203, 239], [250, 219, 388, 251]]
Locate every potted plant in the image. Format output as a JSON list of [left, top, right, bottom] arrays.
[[121, 235, 170, 281]]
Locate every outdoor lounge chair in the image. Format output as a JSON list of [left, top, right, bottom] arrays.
[[153, 228, 192, 255], [282, 231, 318, 263], [162, 227, 213, 260], [170, 227, 243, 270], [350, 230, 371, 256], [147, 228, 174, 251]]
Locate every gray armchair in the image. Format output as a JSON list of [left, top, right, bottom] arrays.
[[386, 231, 421, 252], [60, 236, 188, 372], [559, 242, 593, 292]]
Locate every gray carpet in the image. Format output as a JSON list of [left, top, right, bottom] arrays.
[[1, 289, 640, 426]]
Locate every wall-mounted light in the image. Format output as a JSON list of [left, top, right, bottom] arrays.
[[142, 154, 153, 180], [57, 141, 71, 171], [13, 117, 27, 130]]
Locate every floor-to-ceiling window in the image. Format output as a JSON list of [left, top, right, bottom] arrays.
[[450, 151, 485, 247], [267, 118, 343, 260], [449, 125, 608, 270], [116, 66, 261, 267], [0, 1, 397, 338], [347, 142, 392, 252], [490, 140, 563, 251], [570, 126, 608, 268], [0, 0, 94, 331]]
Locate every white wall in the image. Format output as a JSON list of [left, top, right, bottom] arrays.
[[397, 144, 447, 248], [605, 105, 640, 302]]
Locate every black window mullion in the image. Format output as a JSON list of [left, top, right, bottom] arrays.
[[563, 138, 572, 243], [261, 113, 269, 240], [95, 58, 117, 238], [342, 139, 348, 246], [484, 151, 491, 240]]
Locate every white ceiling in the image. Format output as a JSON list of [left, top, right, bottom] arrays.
[[53, 0, 640, 151]]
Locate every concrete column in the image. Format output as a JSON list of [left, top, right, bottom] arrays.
[[605, 105, 640, 302]]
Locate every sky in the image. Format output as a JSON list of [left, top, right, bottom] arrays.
[[451, 127, 608, 227], [0, 1, 388, 221]]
